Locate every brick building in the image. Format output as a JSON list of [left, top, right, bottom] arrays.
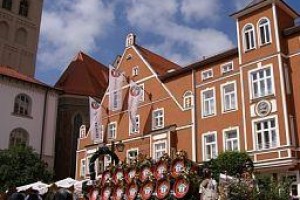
[[76, 0, 300, 193]]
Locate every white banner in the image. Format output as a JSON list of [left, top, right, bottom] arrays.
[[108, 65, 124, 111], [128, 81, 142, 130], [89, 97, 102, 143]]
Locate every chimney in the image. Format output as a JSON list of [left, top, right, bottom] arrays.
[[125, 33, 136, 48]]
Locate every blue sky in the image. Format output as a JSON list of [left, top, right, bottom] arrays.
[[35, 0, 300, 86]]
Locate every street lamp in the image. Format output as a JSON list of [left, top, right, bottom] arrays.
[[111, 140, 125, 152]]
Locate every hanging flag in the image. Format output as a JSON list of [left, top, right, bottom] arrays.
[[128, 81, 143, 130], [89, 97, 102, 143], [108, 65, 124, 111]]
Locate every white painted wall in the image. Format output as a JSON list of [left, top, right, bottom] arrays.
[[0, 77, 58, 169]]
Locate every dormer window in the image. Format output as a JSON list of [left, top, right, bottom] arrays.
[[19, 0, 29, 17], [132, 66, 139, 76], [243, 24, 256, 51], [202, 69, 213, 81], [2, 0, 12, 10], [258, 18, 271, 46], [221, 62, 233, 74]]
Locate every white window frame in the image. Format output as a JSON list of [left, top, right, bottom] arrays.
[[107, 122, 117, 139], [223, 127, 240, 152], [243, 23, 256, 52], [183, 91, 193, 110], [153, 140, 167, 161], [202, 69, 213, 81], [80, 159, 86, 178], [127, 148, 139, 163], [201, 87, 216, 118], [202, 131, 218, 161], [132, 66, 139, 76], [221, 81, 238, 113], [129, 115, 140, 135], [252, 115, 279, 151], [152, 108, 164, 130], [220, 61, 234, 74], [257, 17, 272, 46], [248, 64, 275, 99], [87, 155, 92, 174]]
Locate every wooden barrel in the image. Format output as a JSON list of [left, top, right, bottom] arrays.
[[112, 183, 126, 200], [139, 179, 155, 200], [170, 158, 186, 178], [154, 160, 169, 180], [125, 167, 137, 184], [172, 176, 191, 199], [126, 181, 139, 200], [155, 178, 171, 200], [139, 165, 152, 182], [100, 182, 114, 200], [113, 167, 124, 184], [101, 170, 111, 186]]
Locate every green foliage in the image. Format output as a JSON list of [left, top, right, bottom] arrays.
[[0, 145, 53, 192], [202, 151, 251, 180]]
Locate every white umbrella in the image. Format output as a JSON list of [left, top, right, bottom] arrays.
[[17, 181, 49, 195], [55, 177, 76, 188]]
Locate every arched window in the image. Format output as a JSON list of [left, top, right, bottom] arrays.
[[0, 21, 9, 39], [258, 18, 271, 45], [243, 24, 256, 51], [9, 128, 29, 147], [2, 0, 12, 10], [15, 28, 28, 46], [14, 94, 31, 116], [183, 91, 193, 109], [19, 0, 29, 17]]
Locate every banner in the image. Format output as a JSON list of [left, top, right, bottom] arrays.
[[108, 65, 124, 111], [89, 97, 102, 143], [128, 81, 143, 131]]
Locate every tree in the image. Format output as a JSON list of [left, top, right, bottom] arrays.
[[0, 145, 53, 192]]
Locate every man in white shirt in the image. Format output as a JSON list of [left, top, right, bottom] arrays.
[[199, 168, 218, 200]]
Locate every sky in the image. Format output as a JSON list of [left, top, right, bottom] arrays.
[[35, 0, 300, 86]]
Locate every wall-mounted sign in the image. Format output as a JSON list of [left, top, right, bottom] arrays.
[[255, 100, 272, 117]]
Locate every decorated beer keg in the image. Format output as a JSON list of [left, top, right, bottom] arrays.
[[140, 165, 152, 182], [154, 159, 169, 180], [126, 180, 139, 200], [112, 180, 126, 200], [139, 179, 155, 200], [113, 167, 124, 184], [125, 167, 137, 184], [155, 177, 171, 200], [101, 182, 114, 200], [172, 176, 191, 199], [89, 188, 100, 200], [170, 157, 186, 178], [101, 170, 111, 186]]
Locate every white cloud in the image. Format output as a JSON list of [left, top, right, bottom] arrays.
[[180, 0, 220, 22], [233, 0, 252, 10], [37, 0, 115, 70], [125, 0, 234, 65]]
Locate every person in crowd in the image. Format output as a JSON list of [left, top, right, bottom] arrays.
[[199, 168, 218, 200]]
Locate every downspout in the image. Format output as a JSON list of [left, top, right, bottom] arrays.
[[191, 69, 197, 162], [40, 88, 49, 159]]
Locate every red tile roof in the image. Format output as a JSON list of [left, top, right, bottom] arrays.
[[0, 65, 50, 88], [135, 45, 181, 76], [55, 52, 109, 97]]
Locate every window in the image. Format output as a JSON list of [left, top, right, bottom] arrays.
[[224, 129, 239, 151], [221, 62, 233, 74], [79, 125, 87, 138], [202, 69, 213, 81], [127, 148, 138, 163], [222, 82, 237, 112], [15, 28, 28, 46], [250, 67, 274, 98], [19, 0, 29, 17], [152, 109, 164, 130], [203, 132, 217, 160], [202, 88, 215, 117], [9, 128, 29, 147], [0, 21, 9, 39], [107, 122, 117, 139], [104, 155, 112, 169], [183, 91, 193, 109], [254, 118, 277, 150], [153, 141, 167, 161], [2, 0, 12, 10], [258, 18, 271, 45], [80, 159, 86, 177], [13, 94, 31, 116], [132, 66, 139, 76], [130, 115, 140, 134], [243, 24, 256, 51]]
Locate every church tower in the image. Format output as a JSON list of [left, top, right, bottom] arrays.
[[0, 0, 43, 77]]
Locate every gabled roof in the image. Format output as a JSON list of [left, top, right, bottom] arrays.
[[0, 65, 51, 88], [55, 52, 109, 98], [135, 45, 181, 76]]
